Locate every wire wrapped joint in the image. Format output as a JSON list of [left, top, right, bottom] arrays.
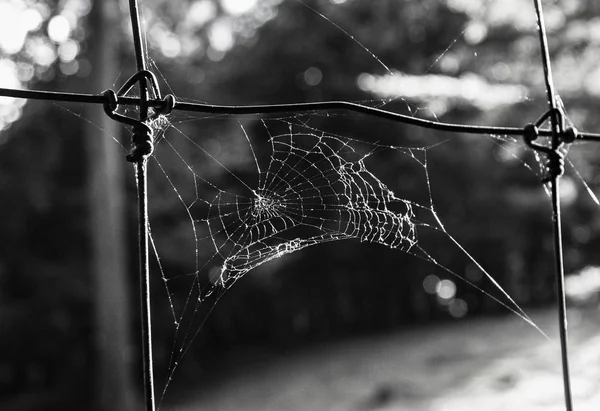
[[542, 149, 566, 183], [103, 88, 162, 162], [524, 126, 571, 184], [126, 122, 154, 163], [523, 105, 579, 183], [524, 122, 567, 183], [102, 71, 170, 162]]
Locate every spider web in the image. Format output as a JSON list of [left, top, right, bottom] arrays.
[[195, 125, 419, 290], [145, 106, 555, 405]]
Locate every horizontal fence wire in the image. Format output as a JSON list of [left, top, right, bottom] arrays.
[[2, 86, 600, 141]]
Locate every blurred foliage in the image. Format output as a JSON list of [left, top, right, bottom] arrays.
[[0, 101, 92, 409], [2, 0, 600, 408]]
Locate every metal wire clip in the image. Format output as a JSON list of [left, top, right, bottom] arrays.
[[102, 70, 175, 162], [523, 106, 577, 183]]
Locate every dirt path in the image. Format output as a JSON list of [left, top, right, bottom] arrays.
[[163, 307, 600, 411]]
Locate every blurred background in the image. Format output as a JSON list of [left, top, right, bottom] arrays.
[[2, 0, 600, 410]]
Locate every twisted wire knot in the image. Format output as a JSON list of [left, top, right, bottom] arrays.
[[542, 149, 565, 183], [126, 122, 154, 163], [523, 105, 578, 183], [102, 70, 170, 162]]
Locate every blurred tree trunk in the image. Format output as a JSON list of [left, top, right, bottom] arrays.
[[86, 1, 136, 410]]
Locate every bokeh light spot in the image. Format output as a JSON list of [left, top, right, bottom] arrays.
[[0, 3, 27, 54], [22, 8, 43, 32], [16, 62, 34, 82], [436, 279, 457, 300], [58, 39, 79, 62], [449, 298, 468, 318], [60, 60, 79, 76], [209, 20, 234, 52], [27, 38, 57, 67], [303, 67, 323, 86], [221, 0, 257, 15], [48, 15, 71, 43], [464, 21, 488, 45], [423, 274, 440, 294], [160, 35, 182, 58]]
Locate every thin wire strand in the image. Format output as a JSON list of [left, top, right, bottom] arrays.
[[534, 0, 557, 108], [128, 0, 156, 410], [1, 87, 600, 141], [533, 1, 573, 410]]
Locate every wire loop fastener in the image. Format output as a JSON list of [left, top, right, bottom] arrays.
[[102, 71, 176, 162], [523, 106, 577, 183], [156, 93, 176, 116]]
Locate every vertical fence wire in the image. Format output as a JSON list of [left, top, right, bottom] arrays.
[[532, 0, 573, 409], [127, 0, 156, 410], [551, 159, 574, 411]]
